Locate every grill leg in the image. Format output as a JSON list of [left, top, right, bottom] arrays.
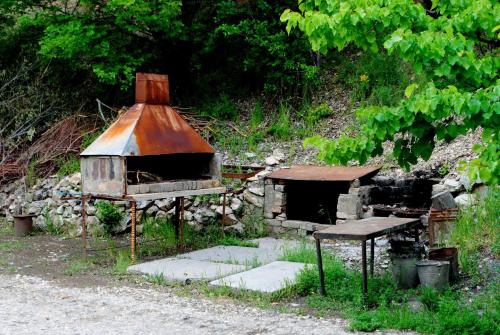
[[82, 195, 87, 257], [179, 197, 185, 251], [131, 201, 137, 263], [221, 193, 227, 236], [174, 197, 181, 240], [315, 237, 326, 296], [362, 240, 368, 299], [370, 238, 375, 277]]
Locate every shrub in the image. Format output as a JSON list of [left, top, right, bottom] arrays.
[[95, 201, 124, 235]]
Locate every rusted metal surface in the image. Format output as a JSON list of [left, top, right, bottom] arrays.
[[313, 216, 420, 241], [222, 164, 265, 180], [267, 165, 380, 182], [428, 208, 458, 247], [135, 73, 170, 105], [81, 104, 214, 156], [81, 156, 125, 196]]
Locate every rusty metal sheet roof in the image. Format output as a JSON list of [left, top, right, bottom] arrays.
[[267, 165, 380, 182], [81, 104, 214, 156]]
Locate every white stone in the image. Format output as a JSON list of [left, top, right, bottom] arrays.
[[248, 187, 265, 197], [265, 156, 279, 166], [272, 149, 286, 162], [230, 198, 243, 212], [216, 206, 233, 216], [443, 178, 463, 193], [454, 193, 476, 207]]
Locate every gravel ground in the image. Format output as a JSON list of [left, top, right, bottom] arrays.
[[0, 274, 357, 335]]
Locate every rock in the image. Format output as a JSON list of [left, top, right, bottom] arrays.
[[248, 186, 265, 197], [73, 205, 82, 214], [265, 156, 279, 166], [146, 205, 159, 216], [243, 190, 264, 208], [337, 194, 362, 219], [27, 201, 46, 216], [432, 184, 447, 196], [67, 173, 81, 186], [407, 298, 425, 313], [136, 200, 152, 210], [154, 199, 174, 211], [459, 172, 473, 191], [224, 222, 245, 235], [431, 191, 456, 210], [272, 149, 286, 162], [443, 178, 464, 193], [86, 205, 97, 216], [216, 206, 233, 216], [244, 152, 256, 159], [372, 175, 394, 186], [219, 196, 230, 205], [230, 198, 243, 212], [155, 211, 169, 220], [454, 193, 476, 207], [55, 205, 64, 215], [255, 170, 271, 179], [184, 211, 193, 221]]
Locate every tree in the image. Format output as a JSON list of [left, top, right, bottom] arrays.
[[281, 0, 499, 184]]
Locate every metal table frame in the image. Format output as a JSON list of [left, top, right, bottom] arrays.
[[313, 217, 421, 298], [80, 187, 227, 262]]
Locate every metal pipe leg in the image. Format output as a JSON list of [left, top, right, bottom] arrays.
[[315, 238, 326, 296], [370, 238, 375, 277], [221, 193, 227, 236], [179, 197, 185, 251], [81, 195, 87, 257], [362, 240, 368, 299], [174, 197, 181, 240], [131, 201, 137, 263]]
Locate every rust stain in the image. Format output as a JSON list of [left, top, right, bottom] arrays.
[[81, 72, 214, 157], [267, 165, 380, 182], [135, 73, 170, 105]]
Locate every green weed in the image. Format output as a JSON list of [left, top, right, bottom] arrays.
[[146, 273, 168, 286], [64, 258, 93, 275], [218, 235, 258, 248], [56, 154, 80, 177], [95, 201, 124, 235], [113, 250, 131, 274], [0, 240, 26, 251], [267, 104, 292, 140], [450, 188, 500, 277]]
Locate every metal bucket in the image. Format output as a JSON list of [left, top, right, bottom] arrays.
[[429, 247, 459, 284], [417, 260, 450, 291], [389, 251, 420, 289], [13, 215, 34, 236]]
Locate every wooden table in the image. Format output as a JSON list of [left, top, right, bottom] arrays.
[[313, 217, 421, 297]]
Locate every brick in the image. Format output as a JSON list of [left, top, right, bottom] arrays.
[[274, 184, 285, 192]]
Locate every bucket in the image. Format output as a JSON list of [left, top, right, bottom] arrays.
[[429, 247, 459, 284], [13, 215, 34, 236], [416, 260, 450, 291], [389, 251, 420, 289]]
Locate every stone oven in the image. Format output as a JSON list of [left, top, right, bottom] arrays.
[[264, 166, 380, 235], [80, 73, 222, 199]]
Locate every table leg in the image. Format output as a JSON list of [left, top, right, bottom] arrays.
[[362, 240, 368, 298], [370, 238, 374, 277], [179, 197, 185, 251], [81, 195, 87, 258], [315, 238, 326, 296], [173, 197, 181, 240], [131, 201, 136, 263]]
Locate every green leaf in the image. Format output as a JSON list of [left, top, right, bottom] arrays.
[[404, 84, 418, 98]]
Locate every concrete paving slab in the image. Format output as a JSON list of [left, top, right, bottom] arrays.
[[177, 245, 281, 266], [128, 258, 247, 282], [251, 237, 301, 251], [209, 261, 309, 293]]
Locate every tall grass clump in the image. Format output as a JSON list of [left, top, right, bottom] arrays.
[[449, 188, 500, 277]]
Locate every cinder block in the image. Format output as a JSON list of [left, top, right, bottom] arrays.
[[274, 184, 285, 192], [337, 194, 362, 217]]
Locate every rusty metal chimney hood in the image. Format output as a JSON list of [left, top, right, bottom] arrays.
[[81, 73, 214, 157], [80, 73, 223, 200]]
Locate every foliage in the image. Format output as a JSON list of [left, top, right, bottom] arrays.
[[282, 0, 500, 184], [332, 52, 414, 107], [450, 188, 500, 278], [267, 105, 293, 140], [283, 243, 500, 334], [95, 201, 124, 235], [56, 154, 80, 177], [199, 94, 238, 120]]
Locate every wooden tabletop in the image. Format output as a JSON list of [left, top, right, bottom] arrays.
[[313, 217, 420, 241]]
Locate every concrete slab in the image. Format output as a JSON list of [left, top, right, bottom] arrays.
[[128, 258, 246, 282], [210, 261, 309, 293], [251, 237, 301, 251], [177, 245, 281, 266]]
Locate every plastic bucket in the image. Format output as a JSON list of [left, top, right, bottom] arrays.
[[429, 247, 459, 284], [417, 260, 450, 291], [389, 251, 420, 289], [13, 215, 34, 236]]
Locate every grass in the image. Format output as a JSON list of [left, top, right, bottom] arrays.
[[450, 188, 500, 279], [64, 258, 94, 275], [280, 240, 500, 334], [0, 240, 26, 251]]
